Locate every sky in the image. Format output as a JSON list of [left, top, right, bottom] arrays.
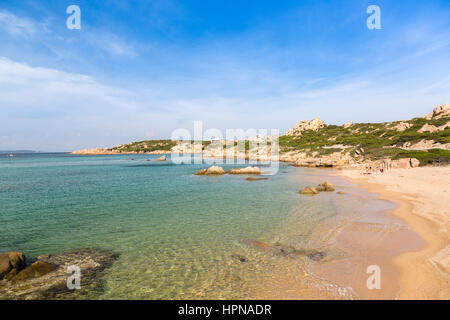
[[0, 0, 450, 151]]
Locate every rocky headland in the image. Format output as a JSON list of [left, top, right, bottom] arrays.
[[71, 104, 450, 171]]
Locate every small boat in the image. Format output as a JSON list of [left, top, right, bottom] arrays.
[[7, 154, 15, 157]]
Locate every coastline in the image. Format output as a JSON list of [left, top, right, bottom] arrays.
[[337, 167, 450, 299], [252, 168, 423, 299], [2, 153, 449, 299]]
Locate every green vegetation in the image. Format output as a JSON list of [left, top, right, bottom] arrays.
[[110, 140, 212, 153], [110, 140, 177, 153], [279, 115, 450, 165], [105, 113, 450, 165]]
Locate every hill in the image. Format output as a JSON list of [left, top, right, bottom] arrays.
[[279, 104, 450, 167], [72, 104, 450, 167]]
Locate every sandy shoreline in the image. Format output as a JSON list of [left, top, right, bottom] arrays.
[[254, 166, 449, 300], [337, 166, 450, 299]]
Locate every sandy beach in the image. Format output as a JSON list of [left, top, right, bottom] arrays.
[[338, 166, 450, 299]]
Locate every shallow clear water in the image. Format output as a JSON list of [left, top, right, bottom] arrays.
[[0, 153, 390, 299]]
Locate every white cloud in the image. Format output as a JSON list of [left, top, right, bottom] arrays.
[[0, 11, 37, 38], [0, 57, 160, 150], [92, 32, 137, 57]]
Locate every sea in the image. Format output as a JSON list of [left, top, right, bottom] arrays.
[[0, 153, 395, 299]]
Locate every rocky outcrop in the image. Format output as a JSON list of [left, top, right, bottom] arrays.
[[195, 166, 262, 175], [317, 181, 335, 192], [0, 252, 26, 280], [361, 157, 420, 171], [423, 104, 450, 120], [293, 152, 355, 168], [284, 117, 325, 136], [418, 124, 439, 133], [299, 186, 319, 195], [393, 122, 413, 132], [300, 182, 335, 195], [403, 139, 450, 150], [72, 148, 172, 155], [343, 121, 353, 129], [194, 166, 226, 175], [391, 158, 420, 169], [227, 167, 261, 174], [410, 158, 420, 168], [0, 248, 118, 300], [71, 148, 117, 155]]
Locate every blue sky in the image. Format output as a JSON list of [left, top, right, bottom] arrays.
[[1, 0, 450, 151]]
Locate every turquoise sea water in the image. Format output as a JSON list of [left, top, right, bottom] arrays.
[[0, 153, 388, 299]]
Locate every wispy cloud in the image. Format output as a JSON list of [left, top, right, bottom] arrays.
[[0, 10, 37, 38], [89, 32, 137, 57], [0, 57, 171, 150]]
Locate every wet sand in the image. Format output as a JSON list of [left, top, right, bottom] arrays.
[[254, 167, 449, 299], [253, 169, 424, 299], [337, 167, 450, 299]]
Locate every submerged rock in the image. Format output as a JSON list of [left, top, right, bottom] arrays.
[[307, 251, 327, 261], [242, 239, 293, 256], [11, 261, 55, 283], [299, 186, 318, 195], [0, 252, 26, 280], [0, 248, 118, 300], [231, 254, 247, 263], [242, 240, 327, 262], [245, 176, 268, 181], [279, 247, 326, 261], [240, 239, 276, 253]]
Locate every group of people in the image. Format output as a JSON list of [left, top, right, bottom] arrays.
[[363, 166, 384, 175]]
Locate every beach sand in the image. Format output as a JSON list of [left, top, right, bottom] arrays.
[[338, 166, 450, 299], [254, 166, 449, 300]]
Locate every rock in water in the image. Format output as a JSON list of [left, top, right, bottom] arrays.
[[156, 155, 166, 161], [11, 261, 55, 283], [317, 181, 335, 192], [194, 168, 207, 175], [194, 166, 226, 175], [231, 254, 247, 263], [307, 251, 327, 261], [245, 176, 268, 181], [0, 252, 26, 280], [299, 186, 318, 195], [0, 248, 118, 300], [240, 239, 277, 253], [227, 167, 261, 174]]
